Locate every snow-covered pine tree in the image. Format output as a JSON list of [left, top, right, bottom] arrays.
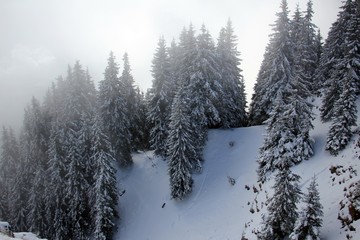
[[248, 0, 294, 126], [99, 52, 132, 167], [133, 87, 150, 151], [63, 61, 97, 239], [258, 165, 302, 240], [167, 88, 195, 200], [45, 120, 70, 240], [148, 37, 173, 157], [190, 24, 222, 128], [25, 98, 50, 237], [319, 0, 354, 122], [173, 24, 209, 171], [90, 111, 119, 240], [290, 176, 323, 240], [292, 0, 319, 94], [0, 127, 20, 221], [216, 19, 247, 127], [325, 0, 359, 155], [325, 63, 358, 155], [120, 53, 139, 154]]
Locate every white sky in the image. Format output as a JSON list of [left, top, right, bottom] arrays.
[[0, 0, 342, 131]]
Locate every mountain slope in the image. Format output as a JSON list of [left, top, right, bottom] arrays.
[[114, 100, 360, 240]]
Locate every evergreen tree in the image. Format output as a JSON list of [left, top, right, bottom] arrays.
[[174, 24, 209, 171], [190, 24, 222, 128], [319, 0, 355, 121], [258, 165, 302, 240], [99, 52, 132, 166], [167, 88, 195, 200], [25, 98, 50, 236], [325, 0, 359, 155], [62, 61, 97, 239], [148, 37, 173, 157], [120, 53, 138, 154], [90, 112, 119, 240], [249, 0, 294, 125], [0, 127, 19, 221], [290, 176, 323, 240], [217, 19, 247, 127], [133, 87, 150, 151], [45, 120, 70, 240]]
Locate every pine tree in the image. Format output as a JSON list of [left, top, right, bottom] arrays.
[[0, 127, 20, 221], [217, 19, 247, 127], [290, 176, 323, 240], [45, 120, 70, 240], [90, 112, 119, 240], [25, 98, 50, 236], [120, 53, 138, 155], [99, 52, 132, 166], [190, 24, 222, 128], [319, 0, 355, 122], [258, 165, 302, 240], [249, 0, 294, 126], [174, 24, 210, 171], [62, 61, 97, 239], [167, 88, 195, 200], [148, 37, 173, 157], [325, 0, 359, 155]]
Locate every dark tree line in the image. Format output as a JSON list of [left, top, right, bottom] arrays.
[[0, 55, 147, 239]]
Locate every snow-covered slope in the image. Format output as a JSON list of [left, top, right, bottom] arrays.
[[114, 101, 360, 240]]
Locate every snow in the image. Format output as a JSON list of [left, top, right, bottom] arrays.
[[114, 99, 360, 240], [0, 232, 46, 240]]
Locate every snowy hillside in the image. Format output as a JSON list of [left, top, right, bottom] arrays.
[[114, 100, 360, 240]]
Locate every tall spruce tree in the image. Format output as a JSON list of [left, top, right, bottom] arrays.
[[148, 37, 173, 157], [46, 120, 70, 240], [319, 0, 356, 122], [248, 0, 294, 126], [120, 53, 139, 154], [258, 165, 302, 240], [217, 20, 247, 127], [256, 1, 314, 181], [325, 0, 360, 155], [290, 176, 323, 240], [62, 61, 97, 239], [99, 52, 132, 166], [90, 111, 119, 240], [167, 88, 195, 200], [0, 127, 20, 221]]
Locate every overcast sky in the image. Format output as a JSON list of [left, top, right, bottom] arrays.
[[0, 0, 342, 132]]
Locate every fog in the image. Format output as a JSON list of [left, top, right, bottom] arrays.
[[0, 0, 342, 132]]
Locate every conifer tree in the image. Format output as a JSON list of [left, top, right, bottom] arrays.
[[325, 0, 359, 155], [319, 0, 355, 122], [217, 19, 247, 127], [148, 37, 173, 157], [167, 88, 195, 200], [46, 120, 70, 240], [0, 127, 19, 221], [90, 112, 119, 240], [190, 24, 222, 128], [99, 52, 132, 166], [62, 61, 97, 238], [290, 176, 323, 240], [249, 0, 294, 125], [258, 165, 302, 240], [120, 53, 139, 154]]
